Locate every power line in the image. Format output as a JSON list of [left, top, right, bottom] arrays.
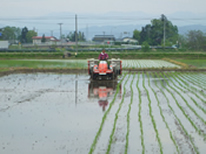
[[1, 16, 206, 21]]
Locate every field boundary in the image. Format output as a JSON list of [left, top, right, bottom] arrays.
[[0, 67, 206, 76]]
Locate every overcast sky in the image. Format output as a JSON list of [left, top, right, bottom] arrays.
[[1, 0, 206, 39], [1, 0, 206, 17]]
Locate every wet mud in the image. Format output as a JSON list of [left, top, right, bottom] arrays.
[[0, 72, 206, 154]]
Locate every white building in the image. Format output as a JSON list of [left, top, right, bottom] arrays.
[[32, 36, 59, 44], [122, 37, 138, 44], [0, 41, 9, 49]]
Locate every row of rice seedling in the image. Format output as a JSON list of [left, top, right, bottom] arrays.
[[89, 73, 127, 154], [163, 72, 206, 131], [150, 73, 180, 154], [122, 60, 180, 68], [125, 73, 135, 154], [106, 73, 131, 154], [154, 72, 199, 153], [89, 72, 205, 153], [136, 73, 145, 154], [180, 73, 206, 94], [158, 73, 205, 139], [168, 72, 206, 115], [185, 73, 206, 87], [174, 73, 206, 104], [142, 72, 163, 154]]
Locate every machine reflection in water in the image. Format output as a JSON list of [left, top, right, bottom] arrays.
[[88, 80, 121, 111]]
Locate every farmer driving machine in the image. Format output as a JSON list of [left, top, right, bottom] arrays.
[[88, 58, 122, 80]]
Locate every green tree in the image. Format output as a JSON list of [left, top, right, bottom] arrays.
[[26, 30, 37, 43], [0, 26, 21, 43], [133, 29, 140, 42], [178, 34, 187, 48], [186, 30, 206, 51], [21, 27, 28, 43], [139, 15, 178, 46], [41, 34, 46, 43], [141, 41, 150, 52], [67, 31, 86, 41]]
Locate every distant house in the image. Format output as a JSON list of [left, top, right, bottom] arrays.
[[92, 35, 115, 43], [32, 36, 59, 44], [122, 37, 138, 44], [0, 41, 9, 49]]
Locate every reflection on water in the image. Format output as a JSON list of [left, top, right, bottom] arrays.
[[88, 80, 121, 111]]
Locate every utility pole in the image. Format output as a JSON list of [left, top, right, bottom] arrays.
[[86, 24, 88, 41], [58, 23, 63, 41], [163, 16, 166, 47], [51, 30, 53, 36], [75, 14, 78, 54]]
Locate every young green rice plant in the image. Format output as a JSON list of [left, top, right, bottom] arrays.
[[183, 73, 206, 90], [168, 72, 206, 115], [124, 73, 135, 154], [149, 72, 180, 154], [194, 73, 206, 82], [89, 73, 127, 154], [185, 72, 206, 87], [142, 72, 163, 154], [154, 72, 199, 154], [174, 73, 206, 104], [159, 72, 204, 138], [106, 73, 131, 154], [177, 73, 206, 99], [164, 72, 206, 127], [136, 72, 145, 154]]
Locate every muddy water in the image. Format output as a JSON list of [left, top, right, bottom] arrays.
[[1, 72, 206, 154], [0, 73, 120, 154]]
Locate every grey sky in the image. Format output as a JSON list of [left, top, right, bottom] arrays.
[[1, 0, 206, 17]]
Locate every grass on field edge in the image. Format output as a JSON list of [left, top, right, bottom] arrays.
[[162, 58, 189, 68]]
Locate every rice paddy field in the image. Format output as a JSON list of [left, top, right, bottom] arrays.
[[0, 59, 181, 69], [0, 59, 206, 154]]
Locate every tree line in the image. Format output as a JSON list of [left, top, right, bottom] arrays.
[[133, 14, 206, 51], [0, 26, 37, 44], [0, 26, 86, 44]]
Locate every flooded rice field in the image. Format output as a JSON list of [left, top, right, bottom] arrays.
[[0, 72, 206, 154]]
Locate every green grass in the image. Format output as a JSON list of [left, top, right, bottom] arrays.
[[175, 59, 206, 68]]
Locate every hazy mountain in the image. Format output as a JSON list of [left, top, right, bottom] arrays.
[[178, 24, 206, 35], [1, 11, 206, 40]]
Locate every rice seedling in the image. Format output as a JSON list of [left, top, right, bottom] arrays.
[[142, 72, 163, 154], [150, 73, 180, 154], [154, 72, 199, 154], [174, 73, 206, 104], [168, 72, 206, 115], [136, 72, 145, 154], [158, 73, 204, 138], [182, 73, 206, 90], [106, 73, 131, 154], [124, 73, 135, 154], [89, 73, 127, 154], [177, 73, 206, 99], [164, 72, 206, 127]]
